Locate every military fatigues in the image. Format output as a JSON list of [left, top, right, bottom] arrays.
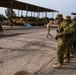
[[70, 17, 76, 55], [53, 15, 72, 68], [57, 20, 71, 63], [53, 14, 66, 68], [63, 21, 72, 61], [73, 20, 76, 54], [56, 21, 65, 64]]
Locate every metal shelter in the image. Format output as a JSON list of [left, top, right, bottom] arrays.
[[0, 0, 58, 12], [0, 0, 58, 25]]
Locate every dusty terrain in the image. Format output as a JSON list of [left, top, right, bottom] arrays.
[[0, 26, 57, 75]]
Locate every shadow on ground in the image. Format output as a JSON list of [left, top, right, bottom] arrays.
[[14, 71, 30, 75], [0, 33, 24, 38]]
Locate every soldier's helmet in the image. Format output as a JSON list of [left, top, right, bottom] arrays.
[[65, 16, 71, 21], [73, 16, 76, 20], [56, 14, 63, 19]]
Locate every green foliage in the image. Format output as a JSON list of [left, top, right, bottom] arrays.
[[12, 15, 17, 18], [49, 18, 54, 20], [0, 14, 7, 21], [20, 15, 24, 18]]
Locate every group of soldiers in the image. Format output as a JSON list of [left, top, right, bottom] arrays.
[[53, 14, 76, 69], [0, 14, 76, 69]]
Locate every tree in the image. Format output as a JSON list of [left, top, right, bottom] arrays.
[[5, 8, 16, 20], [0, 14, 7, 21]]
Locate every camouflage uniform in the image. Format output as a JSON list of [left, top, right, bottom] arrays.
[[70, 16, 76, 56], [53, 14, 64, 68], [63, 16, 73, 62], [53, 15, 72, 68]]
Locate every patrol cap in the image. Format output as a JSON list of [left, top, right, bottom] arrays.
[[73, 16, 76, 20], [65, 16, 71, 21], [56, 14, 63, 19]]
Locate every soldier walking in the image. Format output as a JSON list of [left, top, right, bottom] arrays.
[[46, 20, 52, 38]]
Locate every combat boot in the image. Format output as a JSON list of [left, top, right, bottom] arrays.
[[64, 59, 70, 63], [70, 54, 74, 58], [53, 63, 63, 69], [64, 55, 67, 59]]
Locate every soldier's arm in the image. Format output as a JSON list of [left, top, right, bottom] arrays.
[[57, 26, 70, 38]]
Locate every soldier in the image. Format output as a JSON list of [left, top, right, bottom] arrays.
[[53, 15, 72, 68], [53, 14, 64, 68], [63, 16, 72, 63], [70, 16, 76, 56]]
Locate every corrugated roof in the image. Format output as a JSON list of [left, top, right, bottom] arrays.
[[0, 0, 58, 12]]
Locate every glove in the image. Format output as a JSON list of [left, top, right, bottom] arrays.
[[55, 36, 58, 40], [56, 29, 59, 33], [55, 35, 59, 40]]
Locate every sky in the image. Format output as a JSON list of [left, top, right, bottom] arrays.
[[0, 0, 76, 18]]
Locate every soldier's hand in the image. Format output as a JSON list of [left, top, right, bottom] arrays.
[[55, 35, 59, 40], [56, 29, 59, 33], [55, 36, 58, 40]]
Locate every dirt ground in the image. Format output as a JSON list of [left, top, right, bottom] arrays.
[[0, 26, 57, 75]]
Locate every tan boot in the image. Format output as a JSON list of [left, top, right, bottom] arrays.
[[64, 59, 70, 63], [70, 54, 74, 58], [53, 63, 63, 69], [64, 55, 67, 59]]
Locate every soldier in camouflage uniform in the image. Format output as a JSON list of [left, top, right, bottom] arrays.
[[53, 14, 64, 68], [63, 16, 72, 63], [53, 15, 72, 68], [70, 16, 76, 56]]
